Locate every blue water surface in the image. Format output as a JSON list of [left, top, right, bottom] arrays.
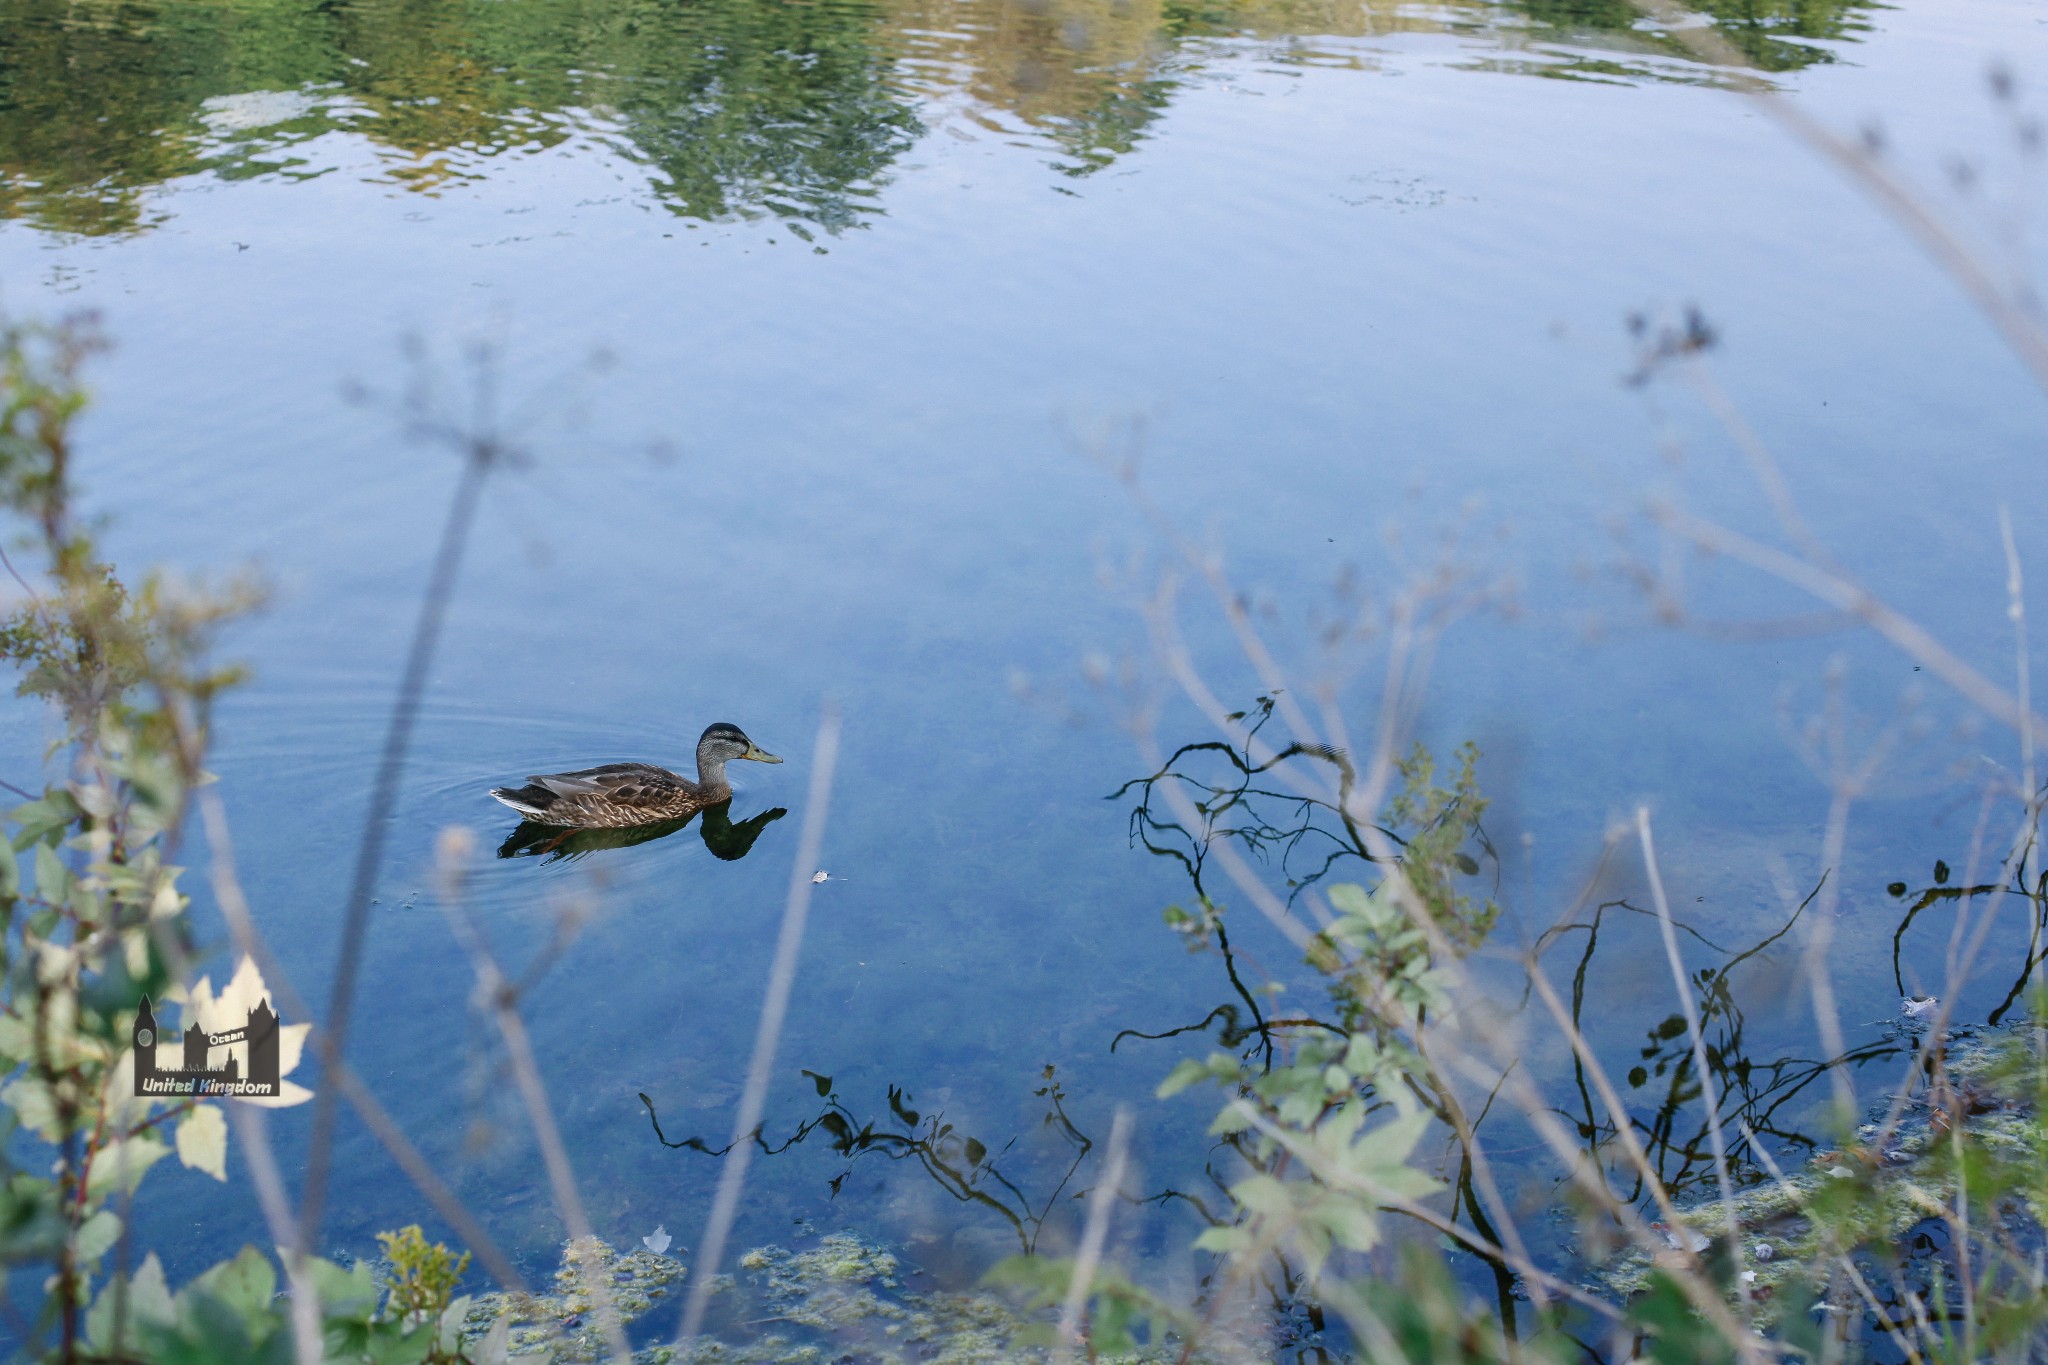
[[3, 0, 2047, 1346]]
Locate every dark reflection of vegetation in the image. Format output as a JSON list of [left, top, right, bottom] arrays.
[[1112, 705, 1918, 1326], [0, 0, 919, 237], [639, 1065, 1094, 1254], [0, 0, 1877, 238], [1114, 694, 1496, 1069], [496, 800, 785, 862], [1886, 855, 2048, 1024], [1511, 0, 1877, 73], [1529, 882, 1901, 1207]]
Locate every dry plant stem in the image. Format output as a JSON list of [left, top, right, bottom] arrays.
[[440, 887, 631, 1362], [304, 444, 492, 1249], [1316, 1280, 1412, 1365], [1409, 1035, 1548, 1310], [1626, 0, 2048, 389], [1115, 467, 1322, 756], [2000, 507, 2045, 1009], [677, 706, 842, 1349], [193, 782, 530, 1293], [1055, 1107, 1133, 1363], [1517, 970, 1695, 1235], [1433, 1041, 1766, 1360], [224, 1103, 323, 1365], [163, 771, 319, 1362], [1649, 504, 2047, 737], [1802, 789, 1858, 1122], [1683, 365, 1833, 568]]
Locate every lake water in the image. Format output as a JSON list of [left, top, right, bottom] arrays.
[[4, 0, 2048, 1352]]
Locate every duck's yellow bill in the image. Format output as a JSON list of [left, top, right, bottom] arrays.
[[744, 744, 784, 764]]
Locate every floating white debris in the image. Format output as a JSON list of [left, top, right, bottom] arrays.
[[1750, 1242, 1775, 1263], [1651, 1221, 1710, 1253], [643, 1226, 672, 1256], [811, 871, 848, 884], [1902, 996, 1940, 1020], [1828, 1164, 1855, 1179], [1739, 1270, 1758, 1285]]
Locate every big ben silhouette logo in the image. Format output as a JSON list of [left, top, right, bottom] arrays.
[[131, 995, 281, 1098]]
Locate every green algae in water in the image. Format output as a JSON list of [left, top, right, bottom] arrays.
[[465, 1235, 690, 1361], [463, 1230, 1214, 1363], [1591, 1024, 2048, 1322]]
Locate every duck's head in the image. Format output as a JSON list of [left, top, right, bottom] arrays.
[[698, 722, 782, 766]]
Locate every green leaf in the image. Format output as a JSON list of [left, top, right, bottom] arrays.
[[75, 1207, 122, 1263], [1207, 1104, 1255, 1136], [192, 1246, 278, 1322], [1192, 1225, 1251, 1253], [176, 1104, 228, 1182], [33, 841, 68, 903], [306, 1255, 381, 1319], [85, 1251, 174, 1353], [0, 838, 17, 900], [11, 791, 79, 847], [85, 1135, 170, 1201], [1156, 1058, 1213, 1099], [1326, 882, 1372, 916], [2, 1076, 60, 1141]]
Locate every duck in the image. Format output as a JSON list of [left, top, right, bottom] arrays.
[[489, 722, 782, 829]]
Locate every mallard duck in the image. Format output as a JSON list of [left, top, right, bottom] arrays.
[[489, 722, 782, 829]]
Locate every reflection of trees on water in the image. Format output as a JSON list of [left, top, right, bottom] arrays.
[[1513, 0, 1875, 72], [0, 0, 918, 236], [638, 1065, 1094, 1254], [495, 799, 786, 862], [0, 0, 1879, 237]]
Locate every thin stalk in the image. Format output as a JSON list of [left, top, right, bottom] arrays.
[[1055, 1107, 1133, 1363], [675, 707, 841, 1349], [1637, 810, 1749, 1304], [301, 445, 492, 1248]]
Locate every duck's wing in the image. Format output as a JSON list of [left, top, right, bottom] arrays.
[[531, 763, 688, 801], [491, 763, 696, 821]]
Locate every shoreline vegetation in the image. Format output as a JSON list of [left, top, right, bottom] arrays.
[[4, 11, 2048, 1365]]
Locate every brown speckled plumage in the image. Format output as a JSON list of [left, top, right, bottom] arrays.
[[489, 722, 781, 829]]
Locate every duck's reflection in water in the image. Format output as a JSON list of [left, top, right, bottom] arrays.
[[496, 800, 787, 863]]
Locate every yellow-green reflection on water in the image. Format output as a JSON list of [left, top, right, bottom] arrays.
[[0, 0, 1873, 237]]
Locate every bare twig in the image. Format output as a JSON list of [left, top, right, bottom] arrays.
[[676, 705, 842, 1348], [1638, 810, 1748, 1301], [436, 827, 629, 1361], [303, 393, 499, 1249], [1055, 1107, 1133, 1363]]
